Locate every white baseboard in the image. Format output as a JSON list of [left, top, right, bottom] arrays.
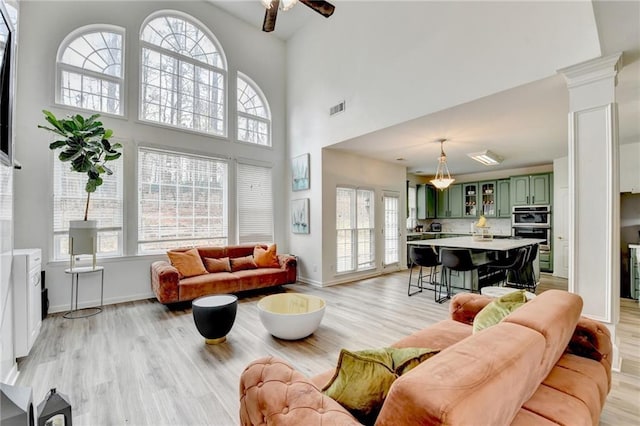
[[297, 276, 323, 287], [49, 291, 156, 314]]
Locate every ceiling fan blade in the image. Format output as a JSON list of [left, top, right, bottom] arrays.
[[299, 0, 335, 18], [262, 0, 280, 32]]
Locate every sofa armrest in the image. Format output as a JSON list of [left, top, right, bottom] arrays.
[[449, 293, 493, 325], [151, 260, 180, 304], [277, 254, 297, 283], [567, 316, 613, 390], [239, 356, 361, 426]]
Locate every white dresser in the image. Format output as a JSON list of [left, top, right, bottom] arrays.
[[13, 248, 42, 357]]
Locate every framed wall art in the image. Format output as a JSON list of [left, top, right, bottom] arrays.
[[292, 153, 309, 191], [291, 198, 309, 234]]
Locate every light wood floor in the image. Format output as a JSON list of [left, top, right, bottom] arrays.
[[16, 271, 640, 425]]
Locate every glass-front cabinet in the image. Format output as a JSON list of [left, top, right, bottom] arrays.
[[479, 181, 496, 217], [463, 183, 478, 217]]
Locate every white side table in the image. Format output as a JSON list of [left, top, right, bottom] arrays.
[[63, 266, 104, 319], [481, 286, 536, 300]]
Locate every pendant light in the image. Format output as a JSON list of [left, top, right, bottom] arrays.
[[430, 139, 455, 190]]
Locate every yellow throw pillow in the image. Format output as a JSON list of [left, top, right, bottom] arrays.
[[473, 290, 527, 334], [253, 244, 280, 268], [322, 347, 439, 424], [203, 257, 231, 273], [167, 248, 207, 278]]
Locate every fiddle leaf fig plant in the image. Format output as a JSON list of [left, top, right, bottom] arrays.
[[38, 110, 122, 221]]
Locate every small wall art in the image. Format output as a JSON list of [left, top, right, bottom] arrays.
[[292, 153, 310, 191], [291, 198, 309, 234]]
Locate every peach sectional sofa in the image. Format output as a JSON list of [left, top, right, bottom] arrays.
[[239, 290, 611, 425], [151, 245, 297, 304]]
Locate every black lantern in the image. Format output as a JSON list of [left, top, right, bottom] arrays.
[[37, 388, 72, 426]]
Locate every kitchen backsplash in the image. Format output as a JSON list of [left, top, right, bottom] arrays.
[[417, 218, 513, 236]]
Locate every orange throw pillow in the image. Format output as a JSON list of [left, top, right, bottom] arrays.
[[167, 248, 208, 278], [254, 244, 280, 268], [230, 255, 257, 272], [203, 257, 231, 273]]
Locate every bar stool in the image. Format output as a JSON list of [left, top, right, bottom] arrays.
[[516, 244, 538, 292], [437, 248, 478, 303], [487, 247, 528, 287], [407, 246, 440, 296]]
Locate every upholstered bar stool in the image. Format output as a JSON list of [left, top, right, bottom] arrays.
[[407, 246, 440, 296], [437, 248, 478, 303], [487, 247, 528, 287]]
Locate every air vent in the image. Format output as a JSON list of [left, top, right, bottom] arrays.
[[329, 101, 345, 116]]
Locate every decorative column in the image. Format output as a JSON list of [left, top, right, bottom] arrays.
[[559, 53, 622, 371]]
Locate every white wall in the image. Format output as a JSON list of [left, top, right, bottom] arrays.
[[620, 142, 640, 193], [315, 149, 406, 286], [13, 1, 286, 312]]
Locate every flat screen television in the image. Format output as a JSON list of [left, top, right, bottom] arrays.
[[0, 2, 13, 167]]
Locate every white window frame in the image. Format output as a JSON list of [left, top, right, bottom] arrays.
[[236, 160, 274, 244], [336, 186, 376, 274], [139, 11, 228, 137], [137, 146, 229, 254], [51, 149, 124, 261], [55, 24, 126, 117], [383, 192, 400, 266], [236, 72, 271, 147]]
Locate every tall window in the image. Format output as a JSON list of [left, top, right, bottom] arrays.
[[137, 148, 228, 253], [237, 162, 273, 244], [57, 26, 124, 115], [237, 73, 271, 146], [52, 154, 123, 260], [140, 13, 226, 135], [336, 187, 375, 273]]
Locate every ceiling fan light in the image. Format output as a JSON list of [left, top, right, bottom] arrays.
[[281, 0, 298, 11], [263, 0, 298, 11], [467, 150, 503, 166]]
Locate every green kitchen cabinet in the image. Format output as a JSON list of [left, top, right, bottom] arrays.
[[496, 179, 511, 217], [462, 183, 479, 218], [511, 173, 551, 206], [436, 184, 463, 218], [417, 184, 436, 219], [479, 181, 497, 217]]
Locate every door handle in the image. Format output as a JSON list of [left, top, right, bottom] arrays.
[[557, 236, 563, 240], [532, 196, 535, 204]]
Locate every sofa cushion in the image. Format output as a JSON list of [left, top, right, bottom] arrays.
[[167, 248, 207, 278], [230, 255, 257, 272], [502, 290, 583, 384], [203, 256, 231, 273], [254, 244, 280, 268], [473, 289, 527, 333], [231, 268, 288, 290], [197, 246, 228, 259], [391, 319, 472, 351], [178, 272, 238, 301]]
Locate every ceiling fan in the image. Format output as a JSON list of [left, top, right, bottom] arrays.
[[261, 0, 335, 33]]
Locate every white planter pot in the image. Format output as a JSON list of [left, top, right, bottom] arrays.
[[68, 220, 98, 255]]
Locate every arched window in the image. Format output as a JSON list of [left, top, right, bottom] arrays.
[[237, 73, 271, 146], [140, 12, 227, 136], [57, 25, 125, 115]]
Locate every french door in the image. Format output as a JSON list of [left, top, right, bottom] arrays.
[[383, 193, 400, 266]]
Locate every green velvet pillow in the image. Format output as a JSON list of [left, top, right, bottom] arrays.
[[473, 289, 527, 334], [322, 347, 439, 423]]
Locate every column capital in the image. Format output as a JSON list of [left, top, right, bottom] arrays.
[[558, 52, 622, 89]]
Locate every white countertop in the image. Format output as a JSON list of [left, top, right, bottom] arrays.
[[630, 244, 640, 249], [408, 236, 545, 251], [407, 231, 512, 237]]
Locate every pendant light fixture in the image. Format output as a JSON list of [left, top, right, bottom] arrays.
[[430, 139, 455, 190]]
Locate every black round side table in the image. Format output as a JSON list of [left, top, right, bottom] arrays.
[[192, 294, 238, 344]]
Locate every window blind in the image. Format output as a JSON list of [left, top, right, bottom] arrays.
[[237, 162, 273, 244]]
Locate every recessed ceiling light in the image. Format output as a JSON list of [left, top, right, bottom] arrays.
[[467, 150, 503, 166]]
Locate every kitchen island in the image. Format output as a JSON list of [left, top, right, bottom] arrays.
[[407, 236, 545, 295]]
